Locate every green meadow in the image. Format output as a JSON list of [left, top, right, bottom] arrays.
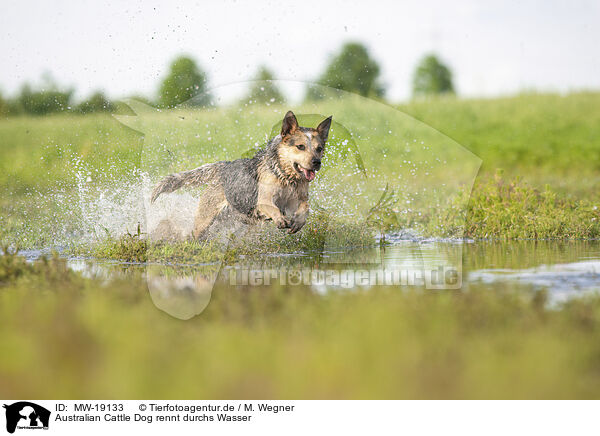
[[2, 92, 600, 399], [3, 92, 600, 194], [2, 91, 600, 249]]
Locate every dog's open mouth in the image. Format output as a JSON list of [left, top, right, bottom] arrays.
[[294, 163, 316, 181]]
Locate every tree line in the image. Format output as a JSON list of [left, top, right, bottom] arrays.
[[0, 42, 454, 116]]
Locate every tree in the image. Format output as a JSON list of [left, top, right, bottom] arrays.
[[306, 42, 385, 100], [412, 54, 455, 96], [158, 56, 210, 108], [77, 91, 114, 114], [244, 66, 284, 105], [0, 92, 8, 116], [17, 83, 74, 115]]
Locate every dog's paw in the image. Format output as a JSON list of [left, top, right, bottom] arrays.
[[287, 219, 306, 234], [274, 217, 291, 229]]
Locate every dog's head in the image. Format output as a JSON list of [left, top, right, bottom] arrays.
[[277, 111, 332, 182]]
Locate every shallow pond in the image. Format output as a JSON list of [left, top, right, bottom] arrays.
[[19, 239, 600, 319]]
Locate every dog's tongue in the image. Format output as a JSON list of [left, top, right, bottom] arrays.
[[302, 168, 316, 182]]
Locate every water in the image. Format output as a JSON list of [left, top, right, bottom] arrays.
[[7, 97, 597, 317], [13, 158, 600, 315], [464, 240, 600, 303], [19, 239, 600, 319]]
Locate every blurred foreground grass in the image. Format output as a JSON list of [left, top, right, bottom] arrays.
[[1, 251, 600, 399]]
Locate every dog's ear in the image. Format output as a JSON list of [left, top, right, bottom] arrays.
[[316, 116, 332, 142], [281, 111, 299, 137]]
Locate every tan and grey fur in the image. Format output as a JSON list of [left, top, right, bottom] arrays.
[[150, 111, 332, 240]]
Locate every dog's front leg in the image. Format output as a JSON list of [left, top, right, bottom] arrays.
[[288, 201, 309, 234], [256, 202, 290, 229]]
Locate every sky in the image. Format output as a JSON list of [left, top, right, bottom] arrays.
[[2, 0, 600, 103]]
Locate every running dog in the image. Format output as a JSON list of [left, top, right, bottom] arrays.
[[150, 111, 332, 240]]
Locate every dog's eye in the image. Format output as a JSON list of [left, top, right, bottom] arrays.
[[296, 144, 305, 150], [316, 146, 323, 153]]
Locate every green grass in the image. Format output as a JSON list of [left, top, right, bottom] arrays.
[[399, 91, 600, 197], [2, 251, 600, 399], [2, 92, 599, 189], [66, 210, 374, 263], [465, 172, 600, 239], [231, 210, 375, 254], [0, 113, 142, 196], [73, 234, 232, 264]]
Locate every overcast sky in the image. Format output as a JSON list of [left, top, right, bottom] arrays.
[[2, 0, 599, 102]]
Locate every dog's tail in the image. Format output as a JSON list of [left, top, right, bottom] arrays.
[[150, 162, 223, 203]]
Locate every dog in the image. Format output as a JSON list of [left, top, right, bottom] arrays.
[[150, 111, 332, 241]]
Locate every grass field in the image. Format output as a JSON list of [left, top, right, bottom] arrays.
[[3, 91, 599, 192], [400, 91, 600, 196], [2, 91, 600, 399], [1, 91, 600, 249]]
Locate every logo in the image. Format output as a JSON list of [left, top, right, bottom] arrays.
[[3, 402, 50, 434]]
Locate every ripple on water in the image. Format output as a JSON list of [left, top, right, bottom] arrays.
[[469, 260, 600, 302]]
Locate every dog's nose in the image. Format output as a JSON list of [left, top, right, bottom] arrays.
[[312, 158, 321, 169]]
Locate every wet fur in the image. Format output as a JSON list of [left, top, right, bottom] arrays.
[[151, 111, 332, 241]]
